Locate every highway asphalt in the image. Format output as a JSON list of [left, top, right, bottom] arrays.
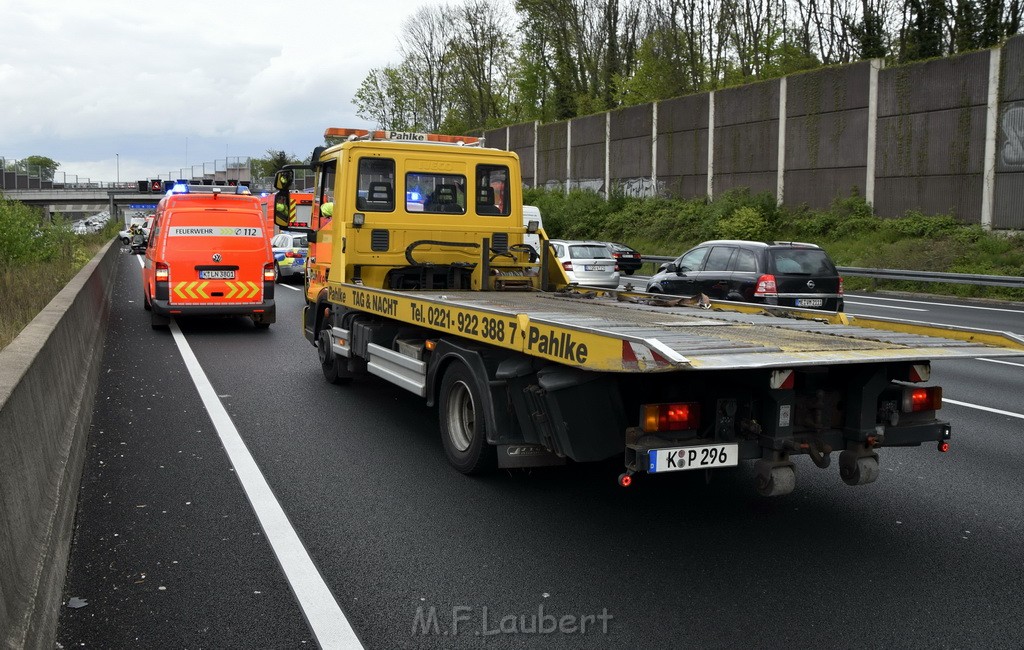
[[58, 254, 1024, 648]]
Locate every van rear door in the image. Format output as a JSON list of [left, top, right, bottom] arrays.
[[165, 211, 270, 306]]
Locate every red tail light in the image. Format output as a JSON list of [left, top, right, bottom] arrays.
[[754, 274, 777, 297], [562, 261, 573, 271], [155, 262, 169, 282], [285, 251, 302, 258], [838, 276, 844, 296], [903, 386, 942, 413], [641, 402, 701, 432], [263, 263, 276, 282]]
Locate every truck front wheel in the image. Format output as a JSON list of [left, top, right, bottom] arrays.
[[439, 363, 496, 474], [318, 328, 351, 385]]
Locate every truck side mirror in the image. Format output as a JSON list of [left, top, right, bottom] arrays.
[[273, 195, 291, 228], [274, 169, 293, 192]]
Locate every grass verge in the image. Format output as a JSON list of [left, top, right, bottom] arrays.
[[0, 195, 119, 350]]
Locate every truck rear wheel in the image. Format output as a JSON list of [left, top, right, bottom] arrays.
[[439, 363, 496, 474]]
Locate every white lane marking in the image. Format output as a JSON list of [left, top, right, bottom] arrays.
[[977, 357, 1024, 368], [945, 398, 1024, 420], [170, 322, 362, 649], [846, 294, 1024, 314], [844, 301, 928, 312], [137, 255, 145, 267], [279, 284, 301, 291]]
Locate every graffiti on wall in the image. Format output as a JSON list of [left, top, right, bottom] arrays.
[[1001, 103, 1024, 168], [615, 177, 657, 198]]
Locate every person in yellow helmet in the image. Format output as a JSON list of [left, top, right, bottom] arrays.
[[321, 202, 333, 218]]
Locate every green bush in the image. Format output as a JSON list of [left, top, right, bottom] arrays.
[[0, 196, 43, 265], [0, 196, 119, 349], [718, 205, 768, 240]]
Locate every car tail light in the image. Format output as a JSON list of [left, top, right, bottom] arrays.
[[285, 251, 302, 258], [155, 262, 169, 282], [562, 261, 573, 271], [754, 274, 777, 297], [838, 276, 844, 296], [613, 252, 622, 258], [902, 386, 942, 413], [641, 402, 701, 432], [263, 263, 276, 281]]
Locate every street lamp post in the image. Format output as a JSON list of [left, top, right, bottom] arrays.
[[116, 153, 119, 185]]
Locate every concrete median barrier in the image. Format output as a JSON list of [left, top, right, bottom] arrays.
[[0, 240, 119, 649]]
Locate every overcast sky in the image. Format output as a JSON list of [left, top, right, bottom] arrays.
[[0, 0, 429, 184]]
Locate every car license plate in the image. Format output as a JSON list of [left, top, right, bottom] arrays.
[[796, 298, 823, 307], [200, 270, 235, 279], [584, 264, 607, 271], [648, 444, 738, 473]]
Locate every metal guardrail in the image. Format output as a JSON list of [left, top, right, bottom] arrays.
[[639, 256, 1024, 289], [835, 267, 1024, 288]]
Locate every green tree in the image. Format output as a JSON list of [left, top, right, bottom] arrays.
[[12, 155, 60, 181], [353, 63, 422, 130], [250, 150, 301, 180], [900, 0, 949, 62]]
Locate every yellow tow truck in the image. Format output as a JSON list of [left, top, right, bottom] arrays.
[[272, 128, 1024, 496]]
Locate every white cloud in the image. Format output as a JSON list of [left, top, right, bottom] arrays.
[[0, 0, 430, 183]]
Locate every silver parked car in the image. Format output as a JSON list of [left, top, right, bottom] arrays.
[[549, 240, 621, 289]]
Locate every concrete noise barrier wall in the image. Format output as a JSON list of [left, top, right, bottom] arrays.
[[488, 32, 1024, 230], [0, 240, 118, 649]]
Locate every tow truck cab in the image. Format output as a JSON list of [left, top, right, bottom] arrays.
[[272, 128, 568, 337]]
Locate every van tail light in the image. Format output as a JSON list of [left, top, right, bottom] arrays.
[[903, 386, 942, 413], [838, 276, 844, 296], [754, 274, 777, 297], [562, 261, 573, 271], [155, 262, 169, 282], [263, 263, 276, 282], [641, 402, 701, 432]]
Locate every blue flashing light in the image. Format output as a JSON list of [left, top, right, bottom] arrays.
[[235, 185, 251, 195], [169, 182, 190, 195], [259, 191, 270, 198], [407, 191, 422, 202]]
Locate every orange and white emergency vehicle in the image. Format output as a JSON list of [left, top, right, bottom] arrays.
[[141, 183, 276, 329]]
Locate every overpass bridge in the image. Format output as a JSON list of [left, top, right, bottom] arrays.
[[2, 183, 269, 223], [3, 187, 167, 222]]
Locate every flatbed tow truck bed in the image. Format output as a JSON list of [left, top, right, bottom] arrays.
[[335, 284, 1024, 372]]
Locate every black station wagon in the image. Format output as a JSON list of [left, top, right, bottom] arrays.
[[645, 240, 844, 312]]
